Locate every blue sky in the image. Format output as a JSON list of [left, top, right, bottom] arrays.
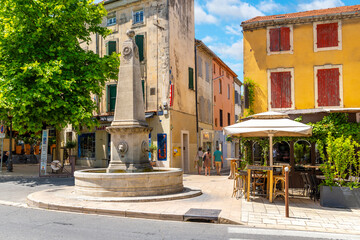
[[95, 0, 359, 80]]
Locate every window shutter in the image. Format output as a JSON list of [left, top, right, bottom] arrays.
[[107, 41, 116, 55], [135, 35, 144, 61], [317, 23, 338, 48], [280, 27, 290, 51], [281, 72, 292, 108], [188, 67, 194, 90], [317, 68, 340, 106], [269, 28, 280, 52], [141, 79, 145, 101], [108, 85, 117, 112]]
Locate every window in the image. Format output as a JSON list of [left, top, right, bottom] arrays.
[[106, 41, 116, 55], [267, 26, 293, 54], [107, 84, 117, 112], [314, 21, 342, 52], [235, 90, 239, 104], [219, 66, 221, 74], [78, 133, 95, 159], [219, 79, 222, 94], [227, 113, 230, 126], [205, 62, 209, 82], [107, 13, 116, 26], [133, 10, 144, 24], [219, 109, 223, 127], [214, 95, 216, 102], [226, 71, 229, 78], [215, 118, 218, 127], [268, 68, 294, 109], [227, 84, 230, 99], [188, 67, 194, 90], [314, 65, 343, 107], [197, 56, 203, 77], [213, 63, 216, 74], [135, 35, 145, 61]]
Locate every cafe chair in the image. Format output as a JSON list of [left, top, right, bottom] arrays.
[[252, 170, 267, 196], [300, 172, 310, 197], [273, 165, 291, 200]]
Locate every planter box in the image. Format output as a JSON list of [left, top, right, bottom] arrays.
[[320, 185, 360, 208]]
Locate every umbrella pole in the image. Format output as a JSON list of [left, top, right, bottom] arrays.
[[269, 134, 274, 166]]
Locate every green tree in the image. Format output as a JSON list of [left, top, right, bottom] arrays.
[[0, 0, 119, 160]]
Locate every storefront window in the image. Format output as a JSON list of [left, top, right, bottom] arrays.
[[78, 133, 95, 159]]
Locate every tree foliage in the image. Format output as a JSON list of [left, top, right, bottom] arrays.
[[0, 0, 119, 134]]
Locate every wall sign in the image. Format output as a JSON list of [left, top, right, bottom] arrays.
[[40, 129, 49, 176]]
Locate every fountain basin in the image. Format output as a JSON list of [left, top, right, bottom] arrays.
[[74, 167, 183, 197]]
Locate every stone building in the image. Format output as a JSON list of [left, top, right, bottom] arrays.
[[76, 0, 196, 172], [195, 39, 216, 154]]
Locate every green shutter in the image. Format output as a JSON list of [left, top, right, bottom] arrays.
[[188, 67, 194, 90], [135, 35, 144, 61], [107, 41, 116, 55], [141, 79, 145, 101], [108, 85, 117, 112]]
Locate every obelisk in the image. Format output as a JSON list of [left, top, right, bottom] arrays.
[[106, 30, 152, 173]]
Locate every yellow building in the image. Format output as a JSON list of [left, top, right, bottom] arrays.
[[241, 5, 360, 187], [242, 5, 360, 119]]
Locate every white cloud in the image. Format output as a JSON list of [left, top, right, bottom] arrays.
[[195, 2, 217, 24], [209, 39, 243, 61], [298, 0, 345, 11], [206, 0, 264, 21], [202, 36, 215, 44], [225, 25, 242, 36], [227, 62, 243, 74], [258, 0, 284, 13]]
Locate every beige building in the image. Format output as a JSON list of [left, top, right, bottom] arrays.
[[77, 0, 197, 172], [195, 39, 215, 153]]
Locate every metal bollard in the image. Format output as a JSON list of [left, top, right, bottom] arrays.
[[285, 166, 289, 218]]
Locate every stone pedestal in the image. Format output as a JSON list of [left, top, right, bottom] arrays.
[[107, 126, 151, 172]]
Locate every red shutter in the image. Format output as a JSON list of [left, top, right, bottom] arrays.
[[317, 23, 338, 48], [280, 27, 290, 51], [317, 68, 340, 106], [281, 72, 292, 108], [271, 72, 282, 108], [269, 28, 280, 52]]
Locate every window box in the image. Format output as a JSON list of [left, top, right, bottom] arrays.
[[313, 21, 342, 52], [314, 65, 343, 108], [267, 68, 295, 110], [267, 25, 293, 55]]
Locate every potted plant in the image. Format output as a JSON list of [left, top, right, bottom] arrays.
[[149, 143, 157, 166], [318, 134, 360, 208], [65, 140, 77, 157]]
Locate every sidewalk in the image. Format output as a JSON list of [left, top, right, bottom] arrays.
[[2, 164, 360, 235]]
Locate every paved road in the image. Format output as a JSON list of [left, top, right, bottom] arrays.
[[0, 177, 74, 203], [0, 205, 358, 240]]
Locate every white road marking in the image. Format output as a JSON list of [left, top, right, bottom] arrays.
[[228, 226, 360, 240]]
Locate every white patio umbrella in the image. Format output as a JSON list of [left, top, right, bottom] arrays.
[[223, 111, 312, 165]]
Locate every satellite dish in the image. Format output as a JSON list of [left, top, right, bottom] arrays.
[[51, 160, 61, 171]]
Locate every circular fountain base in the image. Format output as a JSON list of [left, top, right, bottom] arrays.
[[74, 167, 184, 198]]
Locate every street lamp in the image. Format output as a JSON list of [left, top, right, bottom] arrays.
[[7, 114, 13, 172]]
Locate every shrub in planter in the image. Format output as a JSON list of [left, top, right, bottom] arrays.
[[318, 134, 360, 208]]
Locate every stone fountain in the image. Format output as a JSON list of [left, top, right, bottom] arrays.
[[74, 30, 184, 198]]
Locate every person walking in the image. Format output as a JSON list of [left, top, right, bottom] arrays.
[[202, 149, 211, 176], [213, 147, 223, 176], [195, 147, 203, 175]]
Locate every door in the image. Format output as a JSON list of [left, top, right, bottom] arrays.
[[181, 131, 189, 173]]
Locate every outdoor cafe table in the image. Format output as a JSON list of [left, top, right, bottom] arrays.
[[246, 165, 284, 203]]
